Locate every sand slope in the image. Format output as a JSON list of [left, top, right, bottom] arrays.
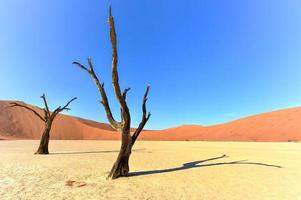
[[146, 107, 301, 141], [0, 140, 300, 200], [0, 100, 301, 141], [0, 101, 119, 140]]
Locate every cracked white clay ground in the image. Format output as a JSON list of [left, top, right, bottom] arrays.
[[0, 140, 300, 200]]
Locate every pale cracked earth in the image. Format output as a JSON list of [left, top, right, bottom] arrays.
[[0, 140, 300, 200]]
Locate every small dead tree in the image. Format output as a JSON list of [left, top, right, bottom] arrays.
[[73, 7, 151, 179], [9, 94, 77, 154]]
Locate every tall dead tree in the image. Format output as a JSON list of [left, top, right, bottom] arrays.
[[73, 7, 151, 179], [9, 94, 77, 154]]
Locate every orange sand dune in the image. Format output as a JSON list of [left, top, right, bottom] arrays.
[[0, 101, 119, 140], [0, 100, 300, 141], [142, 107, 301, 141]]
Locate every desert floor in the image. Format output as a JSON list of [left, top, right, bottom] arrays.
[[0, 140, 300, 200]]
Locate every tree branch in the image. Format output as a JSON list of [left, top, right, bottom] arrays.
[[9, 102, 45, 122], [122, 87, 131, 100], [108, 8, 131, 126], [132, 85, 151, 145], [73, 59, 122, 130], [51, 97, 77, 119], [61, 97, 77, 111], [40, 94, 50, 112], [72, 61, 91, 73], [40, 94, 50, 118]]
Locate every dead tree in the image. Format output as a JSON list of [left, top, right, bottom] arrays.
[[73, 7, 151, 179], [9, 94, 77, 154]]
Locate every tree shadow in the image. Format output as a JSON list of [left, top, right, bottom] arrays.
[[129, 154, 282, 177], [50, 148, 146, 155]]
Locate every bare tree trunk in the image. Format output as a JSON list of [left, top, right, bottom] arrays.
[[35, 123, 51, 154], [74, 7, 151, 179], [10, 95, 76, 154], [108, 130, 132, 179]]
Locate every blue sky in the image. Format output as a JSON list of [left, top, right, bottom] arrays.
[[1, 0, 301, 129]]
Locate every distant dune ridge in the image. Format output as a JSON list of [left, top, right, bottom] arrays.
[[0, 100, 300, 141]]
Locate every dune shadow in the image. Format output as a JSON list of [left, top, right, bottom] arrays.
[[129, 154, 282, 177], [50, 148, 146, 155]]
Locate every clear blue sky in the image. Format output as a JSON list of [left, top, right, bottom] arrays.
[[1, 0, 301, 129]]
